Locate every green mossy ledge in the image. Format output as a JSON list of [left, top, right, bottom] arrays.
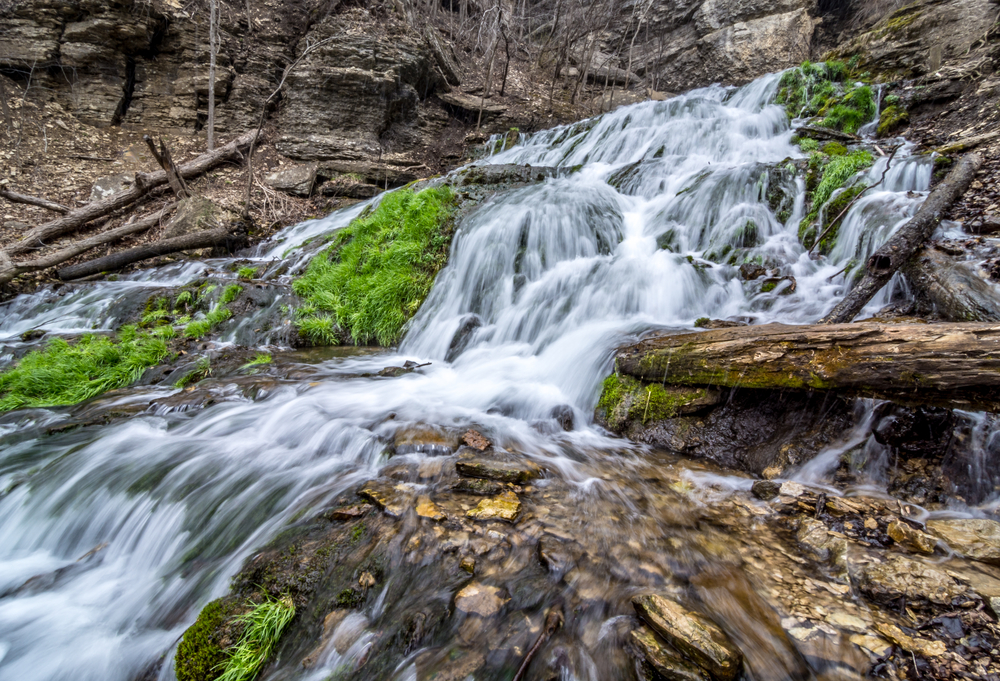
[[596, 373, 718, 431], [292, 186, 458, 347], [798, 150, 874, 252], [775, 61, 875, 135]]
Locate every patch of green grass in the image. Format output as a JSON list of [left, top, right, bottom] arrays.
[[292, 186, 457, 346], [217, 595, 296, 681], [799, 150, 873, 249], [174, 291, 194, 310], [220, 284, 243, 305], [777, 61, 874, 134], [0, 325, 173, 412], [798, 137, 820, 152], [175, 356, 211, 389], [241, 353, 272, 370], [820, 85, 875, 134], [237, 267, 258, 280], [184, 285, 242, 339]]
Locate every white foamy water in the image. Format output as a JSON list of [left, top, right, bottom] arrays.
[[0, 73, 935, 680]]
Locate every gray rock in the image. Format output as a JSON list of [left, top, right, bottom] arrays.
[[632, 594, 742, 681], [926, 518, 1000, 565], [751, 479, 780, 501], [89, 173, 135, 203], [161, 196, 233, 240], [455, 447, 542, 484], [265, 163, 318, 197]]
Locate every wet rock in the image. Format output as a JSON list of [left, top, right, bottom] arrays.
[[452, 478, 505, 496], [445, 314, 482, 361], [873, 622, 947, 657], [797, 518, 847, 564], [629, 625, 710, 681], [751, 480, 781, 501], [632, 594, 742, 681], [739, 263, 766, 281], [455, 447, 541, 483], [327, 504, 372, 521], [925, 518, 1000, 565], [538, 536, 580, 578], [760, 275, 796, 295], [393, 424, 460, 456], [550, 405, 575, 432], [358, 480, 416, 518], [857, 553, 964, 605], [265, 162, 318, 197], [454, 582, 508, 617], [887, 519, 937, 555], [461, 429, 490, 451], [849, 634, 892, 657], [466, 490, 521, 523], [378, 360, 430, 378], [460, 556, 475, 574], [693, 318, 745, 329], [415, 496, 446, 521], [300, 609, 350, 667]]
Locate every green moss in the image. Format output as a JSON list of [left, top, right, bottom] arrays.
[[292, 186, 457, 346], [777, 61, 874, 133], [694, 317, 710, 328], [821, 86, 875, 134], [817, 184, 867, 254], [184, 285, 242, 339], [175, 599, 230, 681], [336, 588, 365, 608], [877, 104, 909, 137], [799, 150, 873, 249], [821, 142, 847, 156], [760, 281, 777, 293], [0, 325, 173, 412], [597, 373, 710, 429]]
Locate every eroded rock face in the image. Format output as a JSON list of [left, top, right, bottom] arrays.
[[857, 553, 965, 605], [609, 0, 817, 93], [926, 519, 1000, 566]]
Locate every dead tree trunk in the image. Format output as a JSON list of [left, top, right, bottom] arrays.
[[144, 135, 191, 199], [58, 227, 238, 280], [6, 130, 253, 258], [821, 153, 981, 324], [615, 321, 1000, 412], [208, 0, 218, 152], [904, 245, 1000, 322]]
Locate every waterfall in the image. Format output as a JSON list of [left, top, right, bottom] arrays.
[[0, 73, 941, 680]]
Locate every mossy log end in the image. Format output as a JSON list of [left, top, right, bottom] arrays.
[[615, 322, 1000, 412], [821, 153, 982, 324]]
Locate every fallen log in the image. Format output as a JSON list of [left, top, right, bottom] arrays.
[[0, 203, 177, 286], [6, 130, 255, 258], [821, 153, 981, 324], [144, 135, 190, 199], [615, 321, 1000, 412], [0, 189, 70, 214], [904, 245, 1000, 322], [58, 227, 239, 280]]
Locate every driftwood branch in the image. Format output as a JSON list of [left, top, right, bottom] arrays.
[[904, 245, 1000, 322], [0, 188, 70, 214], [615, 321, 1000, 412], [4, 130, 254, 259], [58, 227, 239, 280], [0, 203, 177, 286], [821, 153, 982, 324]]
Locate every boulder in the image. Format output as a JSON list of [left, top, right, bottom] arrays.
[[89, 173, 135, 203], [161, 196, 235, 240], [632, 594, 742, 681], [393, 424, 461, 456], [887, 519, 937, 555], [926, 518, 1000, 565], [265, 163, 318, 197], [438, 91, 506, 121], [466, 490, 521, 522]]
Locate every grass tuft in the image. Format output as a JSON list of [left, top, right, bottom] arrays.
[[241, 353, 272, 370], [0, 325, 173, 412], [237, 267, 258, 280], [292, 186, 456, 346], [217, 595, 296, 681]]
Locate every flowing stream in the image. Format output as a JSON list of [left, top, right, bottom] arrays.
[[0, 73, 952, 680]]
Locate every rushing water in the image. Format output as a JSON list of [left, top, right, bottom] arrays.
[[0, 73, 945, 680]]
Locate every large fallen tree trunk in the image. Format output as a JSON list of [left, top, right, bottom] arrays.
[[0, 203, 177, 285], [6, 130, 254, 258], [615, 322, 1000, 412], [821, 153, 982, 324], [904, 245, 1000, 322], [58, 227, 238, 280]]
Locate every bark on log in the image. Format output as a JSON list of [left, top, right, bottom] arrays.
[[6, 130, 255, 258], [0, 189, 70, 214], [615, 322, 1000, 412], [58, 227, 238, 280], [904, 246, 1000, 322], [821, 153, 982, 324], [144, 135, 191, 199], [0, 203, 177, 285]]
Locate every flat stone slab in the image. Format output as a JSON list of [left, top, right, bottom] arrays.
[[454, 582, 508, 617], [629, 625, 710, 681], [265, 162, 318, 197], [857, 553, 964, 605], [632, 594, 742, 681], [466, 490, 521, 523], [926, 518, 1000, 565], [358, 480, 416, 518], [455, 447, 541, 484]]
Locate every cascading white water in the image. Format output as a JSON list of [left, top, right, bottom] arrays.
[[0, 73, 938, 680]]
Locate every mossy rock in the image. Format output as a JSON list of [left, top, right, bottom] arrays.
[[877, 104, 909, 137], [821, 142, 847, 156], [175, 598, 243, 681], [596, 373, 720, 431]]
